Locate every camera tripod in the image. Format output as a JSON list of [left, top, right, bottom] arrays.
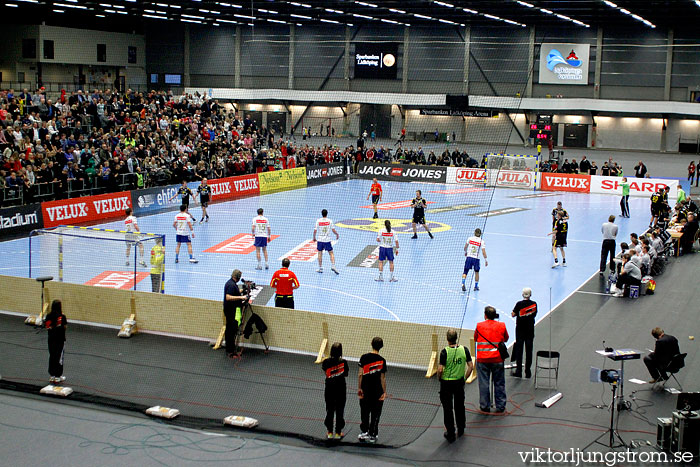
[[584, 381, 626, 450], [233, 301, 269, 355]]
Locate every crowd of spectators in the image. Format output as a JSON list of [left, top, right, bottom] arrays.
[[0, 86, 488, 207], [0, 87, 366, 206], [1, 85, 649, 208]]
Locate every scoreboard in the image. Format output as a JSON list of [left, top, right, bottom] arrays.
[[529, 123, 552, 140]]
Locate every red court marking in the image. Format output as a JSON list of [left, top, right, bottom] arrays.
[[430, 188, 488, 194], [279, 239, 337, 262], [85, 271, 150, 289], [360, 200, 436, 210], [204, 233, 280, 255]]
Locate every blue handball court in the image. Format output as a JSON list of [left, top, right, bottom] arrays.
[[2, 178, 651, 338]]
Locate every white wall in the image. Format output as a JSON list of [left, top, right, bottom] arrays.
[[594, 116, 664, 151], [39, 26, 145, 68], [402, 109, 527, 146], [666, 119, 700, 152]]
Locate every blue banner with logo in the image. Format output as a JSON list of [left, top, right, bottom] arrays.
[[131, 183, 185, 216]]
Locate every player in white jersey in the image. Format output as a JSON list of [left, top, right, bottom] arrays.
[[462, 228, 487, 292], [252, 208, 271, 270], [313, 209, 340, 274], [124, 208, 147, 267], [173, 204, 198, 263], [375, 220, 399, 282]]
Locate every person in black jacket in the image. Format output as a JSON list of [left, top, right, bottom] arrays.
[[322, 342, 349, 440], [45, 300, 67, 385], [511, 288, 538, 378], [644, 327, 680, 383]]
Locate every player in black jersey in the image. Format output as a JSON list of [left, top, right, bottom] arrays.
[[548, 210, 568, 268], [649, 189, 665, 228], [197, 178, 211, 223], [410, 190, 434, 239], [170, 180, 194, 209]]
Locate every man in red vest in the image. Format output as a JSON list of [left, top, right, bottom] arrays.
[[270, 258, 299, 309], [474, 306, 509, 413]]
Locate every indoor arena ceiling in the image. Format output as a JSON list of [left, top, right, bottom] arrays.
[[2, 1, 700, 32]]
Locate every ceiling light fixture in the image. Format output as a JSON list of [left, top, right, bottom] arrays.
[[601, 0, 655, 28], [143, 13, 169, 20]]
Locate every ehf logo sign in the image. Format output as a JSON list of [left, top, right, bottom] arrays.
[[539, 43, 590, 85]]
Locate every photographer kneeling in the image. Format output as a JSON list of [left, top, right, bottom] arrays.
[[224, 269, 248, 358]]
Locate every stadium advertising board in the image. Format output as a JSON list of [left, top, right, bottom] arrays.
[[206, 174, 260, 201], [540, 173, 591, 193], [131, 174, 261, 215], [131, 183, 182, 215], [447, 167, 487, 184], [354, 42, 398, 80], [306, 162, 346, 186], [446, 167, 536, 189], [357, 163, 447, 183], [590, 176, 678, 199], [42, 191, 131, 228], [0, 203, 44, 238], [258, 167, 307, 194], [494, 170, 536, 189]]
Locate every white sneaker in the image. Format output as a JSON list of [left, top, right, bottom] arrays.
[[125, 261, 130, 266], [317, 268, 323, 273], [139, 261, 147, 267], [613, 290, 624, 298], [390, 276, 398, 282], [375, 276, 384, 282], [255, 265, 263, 270], [551, 262, 559, 268], [367, 436, 377, 444], [562, 262, 567, 267], [265, 264, 269, 270], [331, 267, 339, 275], [189, 258, 198, 263], [358, 432, 370, 441], [57, 376, 66, 382]]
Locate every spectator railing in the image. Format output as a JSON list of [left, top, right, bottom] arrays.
[[2, 186, 23, 207]]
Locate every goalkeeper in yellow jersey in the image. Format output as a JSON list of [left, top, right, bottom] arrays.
[[150, 238, 165, 293]]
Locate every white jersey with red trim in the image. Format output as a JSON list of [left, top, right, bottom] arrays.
[[315, 218, 335, 243], [174, 212, 191, 236], [124, 215, 138, 233], [466, 236, 485, 259], [252, 215, 270, 237], [377, 230, 396, 249]]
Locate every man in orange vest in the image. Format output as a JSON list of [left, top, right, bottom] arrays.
[[474, 306, 509, 413]]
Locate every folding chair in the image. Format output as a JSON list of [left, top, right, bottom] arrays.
[[534, 351, 560, 390], [658, 353, 686, 393]]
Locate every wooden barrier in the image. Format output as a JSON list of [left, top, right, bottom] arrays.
[[0, 275, 473, 369]]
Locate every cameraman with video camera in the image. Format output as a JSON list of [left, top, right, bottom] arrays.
[[224, 269, 248, 358]]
